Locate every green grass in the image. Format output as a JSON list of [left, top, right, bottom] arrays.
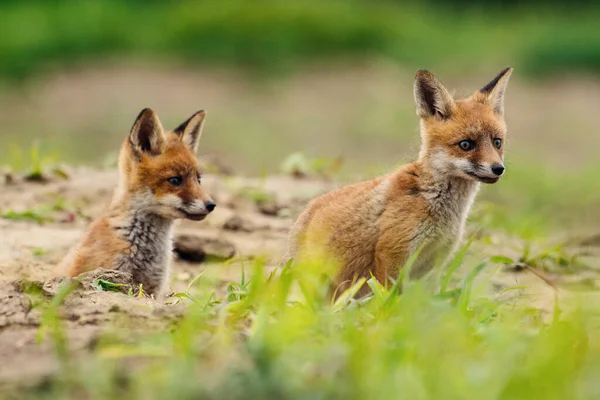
[[0, 0, 599, 82], [14, 252, 600, 399], [0, 209, 54, 224], [4, 141, 69, 181], [0, 195, 78, 225]]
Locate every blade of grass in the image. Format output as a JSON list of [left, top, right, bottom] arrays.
[[440, 237, 474, 294]]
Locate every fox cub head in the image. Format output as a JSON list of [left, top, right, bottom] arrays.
[[414, 67, 513, 184], [119, 108, 215, 221]]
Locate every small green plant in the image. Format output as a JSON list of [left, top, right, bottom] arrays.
[[36, 281, 80, 362], [0, 195, 80, 225], [0, 209, 54, 224], [239, 186, 275, 205], [137, 284, 148, 298], [19, 280, 47, 309], [23, 140, 46, 181], [31, 247, 49, 257], [491, 241, 588, 274], [5, 141, 68, 182], [91, 278, 130, 293], [169, 271, 207, 305], [280, 152, 344, 179]]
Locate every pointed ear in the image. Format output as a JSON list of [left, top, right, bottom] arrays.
[[477, 67, 513, 116], [173, 110, 206, 153], [129, 108, 165, 155], [414, 70, 455, 119]]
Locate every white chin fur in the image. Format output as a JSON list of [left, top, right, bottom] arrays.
[[157, 195, 208, 218], [179, 200, 207, 214], [143, 194, 184, 219], [160, 208, 186, 219], [430, 149, 497, 182], [158, 194, 184, 208], [132, 192, 207, 219], [430, 150, 472, 178], [458, 170, 480, 181]]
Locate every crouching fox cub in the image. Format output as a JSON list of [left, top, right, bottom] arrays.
[[56, 108, 216, 296], [286, 68, 513, 297]]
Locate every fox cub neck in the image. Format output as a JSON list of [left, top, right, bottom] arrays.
[[416, 163, 479, 227], [57, 108, 216, 297], [110, 203, 174, 295]]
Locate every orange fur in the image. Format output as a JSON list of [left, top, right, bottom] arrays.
[[287, 68, 513, 297], [56, 108, 215, 296]]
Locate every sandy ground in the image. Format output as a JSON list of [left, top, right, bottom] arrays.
[[0, 166, 338, 387]]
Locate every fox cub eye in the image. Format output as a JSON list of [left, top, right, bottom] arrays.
[[167, 177, 183, 186], [458, 140, 475, 151], [493, 138, 502, 149], [197, 177, 202, 184]]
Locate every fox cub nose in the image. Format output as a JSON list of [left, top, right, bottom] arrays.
[[205, 201, 216, 213], [491, 164, 505, 176]]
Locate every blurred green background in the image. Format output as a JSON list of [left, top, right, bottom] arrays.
[[1, 0, 599, 232]]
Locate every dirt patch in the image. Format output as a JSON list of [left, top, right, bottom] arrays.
[[0, 167, 336, 386], [0, 267, 186, 386]]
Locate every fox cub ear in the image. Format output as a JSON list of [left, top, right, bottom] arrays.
[[477, 67, 513, 116], [173, 110, 206, 153], [413, 70, 455, 119], [129, 108, 165, 155]]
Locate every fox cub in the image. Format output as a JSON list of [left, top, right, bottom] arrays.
[[287, 68, 513, 297], [57, 108, 216, 296]]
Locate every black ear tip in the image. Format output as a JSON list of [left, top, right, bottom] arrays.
[[480, 67, 513, 94], [415, 69, 433, 80], [134, 108, 156, 121], [139, 107, 154, 115], [174, 110, 206, 135], [188, 110, 207, 122], [194, 110, 207, 119]]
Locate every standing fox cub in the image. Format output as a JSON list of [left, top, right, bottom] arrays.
[[57, 108, 216, 296], [287, 68, 513, 297]]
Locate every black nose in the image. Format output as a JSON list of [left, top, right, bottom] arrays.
[[205, 201, 216, 212], [491, 164, 505, 176]]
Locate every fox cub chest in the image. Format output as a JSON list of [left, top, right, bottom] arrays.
[[409, 180, 479, 275], [114, 213, 173, 294]]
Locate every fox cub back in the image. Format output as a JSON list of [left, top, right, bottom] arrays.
[[57, 108, 216, 296], [287, 68, 513, 297]]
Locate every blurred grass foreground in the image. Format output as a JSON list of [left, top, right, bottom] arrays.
[[1, 0, 600, 81], [17, 257, 600, 399]]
